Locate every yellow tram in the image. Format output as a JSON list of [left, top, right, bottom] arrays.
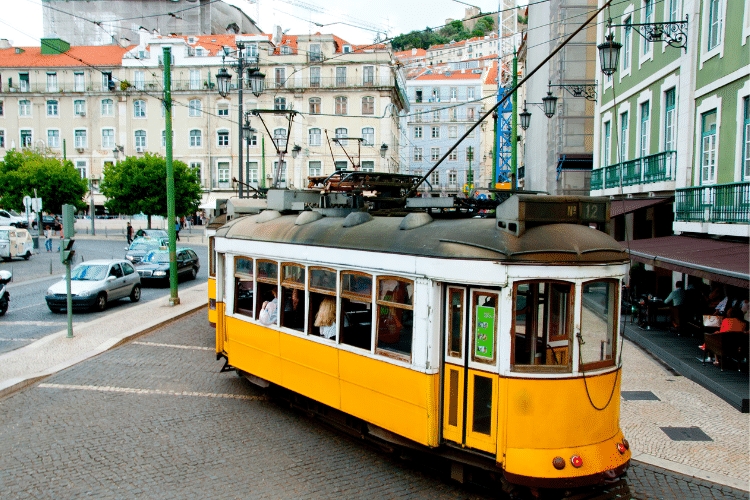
[[209, 187, 631, 495]]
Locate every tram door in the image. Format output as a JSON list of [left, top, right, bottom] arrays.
[[442, 287, 499, 454]]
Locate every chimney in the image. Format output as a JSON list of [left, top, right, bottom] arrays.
[[272, 25, 282, 46], [0, 39, 11, 50]]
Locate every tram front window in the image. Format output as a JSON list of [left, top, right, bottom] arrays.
[[580, 280, 618, 369], [340, 272, 373, 350], [376, 277, 414, 359], [512, 281, 573, 371]]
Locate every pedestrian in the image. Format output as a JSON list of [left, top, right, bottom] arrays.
[[126, 221, 133, 245], [44, 225, 52, 252], [175, 219, 180, 241]]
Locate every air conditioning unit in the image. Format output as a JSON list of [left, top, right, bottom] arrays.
[[77, 111, 86, 117], [136, 147, 144, 153]]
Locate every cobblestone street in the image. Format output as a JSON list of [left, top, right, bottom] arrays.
[[0, 311, 746, 499]]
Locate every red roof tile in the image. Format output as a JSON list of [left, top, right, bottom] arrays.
[[0, 45, 131, 67]]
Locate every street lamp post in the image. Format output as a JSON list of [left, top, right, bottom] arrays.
[[216, 42, 265, 198]]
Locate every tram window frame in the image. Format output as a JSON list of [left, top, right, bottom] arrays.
[[579, 279, 619, 370], [280, 263, 305, 332], [233, 256, 254, 317], [511, 280, 573, 373], [255, 260, 279, 324], [470, 290, 499, 365], [309, 267, 337, 340], [446, 287, 465, 359], [339, 271, 373, 351], [375, 276, 414, 361], [209, 237, 215, 277]]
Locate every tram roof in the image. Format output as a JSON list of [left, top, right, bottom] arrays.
[[216, 211, 628, 264]]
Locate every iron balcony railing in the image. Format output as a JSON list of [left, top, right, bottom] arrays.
[[591, 151, 676, 190], [675, 182, 750, 223]]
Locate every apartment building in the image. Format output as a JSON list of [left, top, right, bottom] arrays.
[[592, 0, 748, 294], [0, 31, 408, 209]]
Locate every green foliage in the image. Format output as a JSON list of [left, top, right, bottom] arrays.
[[101, 152, 201, 218], [391, 17, 496, 52], [0, 149, 88, 213]]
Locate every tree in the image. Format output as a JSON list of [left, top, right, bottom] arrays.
[[0, 149, 88, 214], [101, 153, 201, 228]]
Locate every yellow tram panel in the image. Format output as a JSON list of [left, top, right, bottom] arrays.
[[226, 317, 283, 384], [441, 365, 465, 444], [279, 335, 341, 409], [208, 277, 217, 327], [339, 351, 440, 447], [464, 368, 499, 454], [215, 301, 225, 355]]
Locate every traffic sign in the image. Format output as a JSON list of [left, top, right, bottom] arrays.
[[23, 195, 31, 210]]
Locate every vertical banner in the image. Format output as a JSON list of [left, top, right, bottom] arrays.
[[475, 305, 495, 359]]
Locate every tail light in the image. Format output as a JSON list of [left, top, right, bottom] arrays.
[[617, 443, 626, 454], [570, 455, 583, 468]]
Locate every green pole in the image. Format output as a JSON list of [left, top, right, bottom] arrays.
[[164, 47, 179, 306], [261, 136, 266, 189], [511, 50, 518, 189], [492, 114, 497, 192]]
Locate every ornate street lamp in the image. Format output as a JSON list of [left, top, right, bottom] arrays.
[[380, 143, 388, 158], [291, 144, 302, 159], [597, 34, 622, 77], [541, 90, 558, 119], [519, 102, 531, 131]]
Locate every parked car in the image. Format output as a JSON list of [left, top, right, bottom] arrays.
[[136, 247, 200, 286], [32, 215, 62, 231], [125, 236, 168, 263], [134, 228, 168, 239], [0, 226, 34, 261], [45, 259, 141, 313], [0, 209, 26, 228]]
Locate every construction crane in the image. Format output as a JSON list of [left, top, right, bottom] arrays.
[[495, 0, 520, 189]]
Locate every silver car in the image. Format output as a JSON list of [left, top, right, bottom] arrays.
[[45, 259, 141, 313]]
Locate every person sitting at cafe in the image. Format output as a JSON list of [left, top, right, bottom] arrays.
[[719, 307, 746, 333], [664, 281, 686, 331]]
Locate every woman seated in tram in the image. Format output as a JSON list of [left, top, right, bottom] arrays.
[[315, 298, 337, 340]]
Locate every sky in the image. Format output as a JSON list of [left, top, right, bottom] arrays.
[[0, 0, 524, 48]]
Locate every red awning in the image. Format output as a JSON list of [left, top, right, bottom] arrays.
[[609, 197, 671, 217], [621, 236, 749, 288]]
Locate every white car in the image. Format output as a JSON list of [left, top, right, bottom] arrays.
[[45, 259, 141, 313], [0, 209, 26, 227]]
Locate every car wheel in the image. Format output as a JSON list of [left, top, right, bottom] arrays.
[[23, 251, 31, 260], [94, 293, 107, 312], [189, 267, 197, 280], [130, 284, 141, 302], [0, 297, 8, 316]]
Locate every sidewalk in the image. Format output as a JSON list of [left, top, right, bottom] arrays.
[[0, 286, 747, 492]]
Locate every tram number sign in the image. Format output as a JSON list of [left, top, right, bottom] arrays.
[[524, 200, 608, 223], [474, 306, 495, 359]]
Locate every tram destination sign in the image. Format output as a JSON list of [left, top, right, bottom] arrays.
[[523, 200, 608, 223]]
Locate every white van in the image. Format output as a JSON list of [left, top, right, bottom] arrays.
[[0, 226, 34, 260], [0, 209, 26, 227]]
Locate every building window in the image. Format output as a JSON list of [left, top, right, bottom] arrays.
[[161, 130, 174, 148], [415, 88, 423, 103], [450, 87, 457, 99], [273, 161, 287, 184], [247, 162, 258, 183], [362, 127, 374, 146], [433, 108, 440, 121], [135, 130, 146, 148], [75, 161, 87, 179], [274, 67, 285, 88], [310, 67, 321, 87], [602, 121, 611, 168], [431, 147, 440, 161], [448, 150, 457, 161], [700, 110, 717, 183], [666, 0, 678, 23], [274, 128, 287, 150], [102, 129, 114, 148], [21, 130, 32, 147], [74, 100, 86, 116], [448, 170, 457, 186], [664, 89, 676, 152], [414, 147, 422, 161], [47, 100, 58, 116], [218, 105, 229, 116], [47, 72, 58, 92], [335, 128, 347, 145], [430, 170, 440, 186], [0, 101, 3, 116], [48, 129, 60, 148], [190, 162, 202, 184], [708, 0, 722, 50], [74, 72, 85, 92], [218, 130, 229, 147], [335, 96, 348, 115], [218, 161, 230, 184], [188, 99, 201, 117], [743, 97, 750, 179], [361, 161, 374, 172], [189, 69, 201, 90], [274, 97, 286, 110], [74, 130, 87, 149], [190, 129, 202, 147], [134, 70, 145, 90], [19, 100, 31, 117], [309, 97, 320, 114], [431, 88, 439, 101], [309, 128, 321, 146], [623, 17, 632, 71], [467, 107, 475, 121], [414, 126, 422, 139], [309, 44, 322, 61], [101, 72, 113, 91], [101, 98, 114, 116], [362, 96, 374, 115], [450, 108, 457, 121], [449, 126, 457, 138], [309, 161, 322, 177], [639, 101, 650, 158], [335, 161, 348, 171], [0, 131, 5, 148], [642, 0, 653, 54], [431, 126, 440, 138], [363, 66, 374, 86], [467, 87, 475, 100], [134, 100, 146, 118], [620, 111, 629, 162], [336, 67, 346, 86]]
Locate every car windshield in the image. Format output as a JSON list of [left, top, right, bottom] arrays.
[[143, 250, 170, 264], [9, 210, 21, 216], [0, 230, 9, 240], [71, 264, 108, 281], [129, 240, 160, 251]]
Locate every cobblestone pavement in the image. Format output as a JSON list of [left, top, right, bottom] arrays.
[[0, 311, 746, 500]]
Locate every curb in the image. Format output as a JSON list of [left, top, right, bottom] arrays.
[[631, 455, 749, 492]]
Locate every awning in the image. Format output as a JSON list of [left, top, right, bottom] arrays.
[[622, 236, 749, 288], [199, 193, 229, 211], [609, 197, 672, 217]]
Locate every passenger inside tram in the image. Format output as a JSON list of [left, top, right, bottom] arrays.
[[314, 298, 337, 340]]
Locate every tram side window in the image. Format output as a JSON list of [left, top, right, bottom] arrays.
[[234, 257, 254, 316], [340, 272, 373, 350], [281, 264, 305, 332], [256, 260, 278, 324], [309, 267, 337, 340], [209, 237, 215, 277], [512, 281, 573, 371], [376, 277, 414, 359], [580, 280, 618, 369]]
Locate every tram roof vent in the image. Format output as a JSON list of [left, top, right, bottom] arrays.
[[255, 210, 282, 223], [495, 194, 610, 237], [342, 211, 373, 228], [399, 212, 433, 230], [295, 210, 323, 225]]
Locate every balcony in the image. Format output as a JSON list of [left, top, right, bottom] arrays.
[[676, 182, 750, 224], [591, 151, 676, 190]]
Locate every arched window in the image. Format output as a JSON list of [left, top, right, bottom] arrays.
[[362, 96, 374, 115], [308, 128, 321, 146], [309, 97, 320, 114], [134, 130, 147, 148], [335, 127, 348, 145], [101, 98, 114, 116], [273, 128, 287, 150], [335, 96, 347, 115]]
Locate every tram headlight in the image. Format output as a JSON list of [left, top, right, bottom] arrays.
[[552, 457, 565, 470], [570, 455, 583, 468]]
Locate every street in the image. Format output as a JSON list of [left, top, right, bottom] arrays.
[[0, 235, 208, 356]]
